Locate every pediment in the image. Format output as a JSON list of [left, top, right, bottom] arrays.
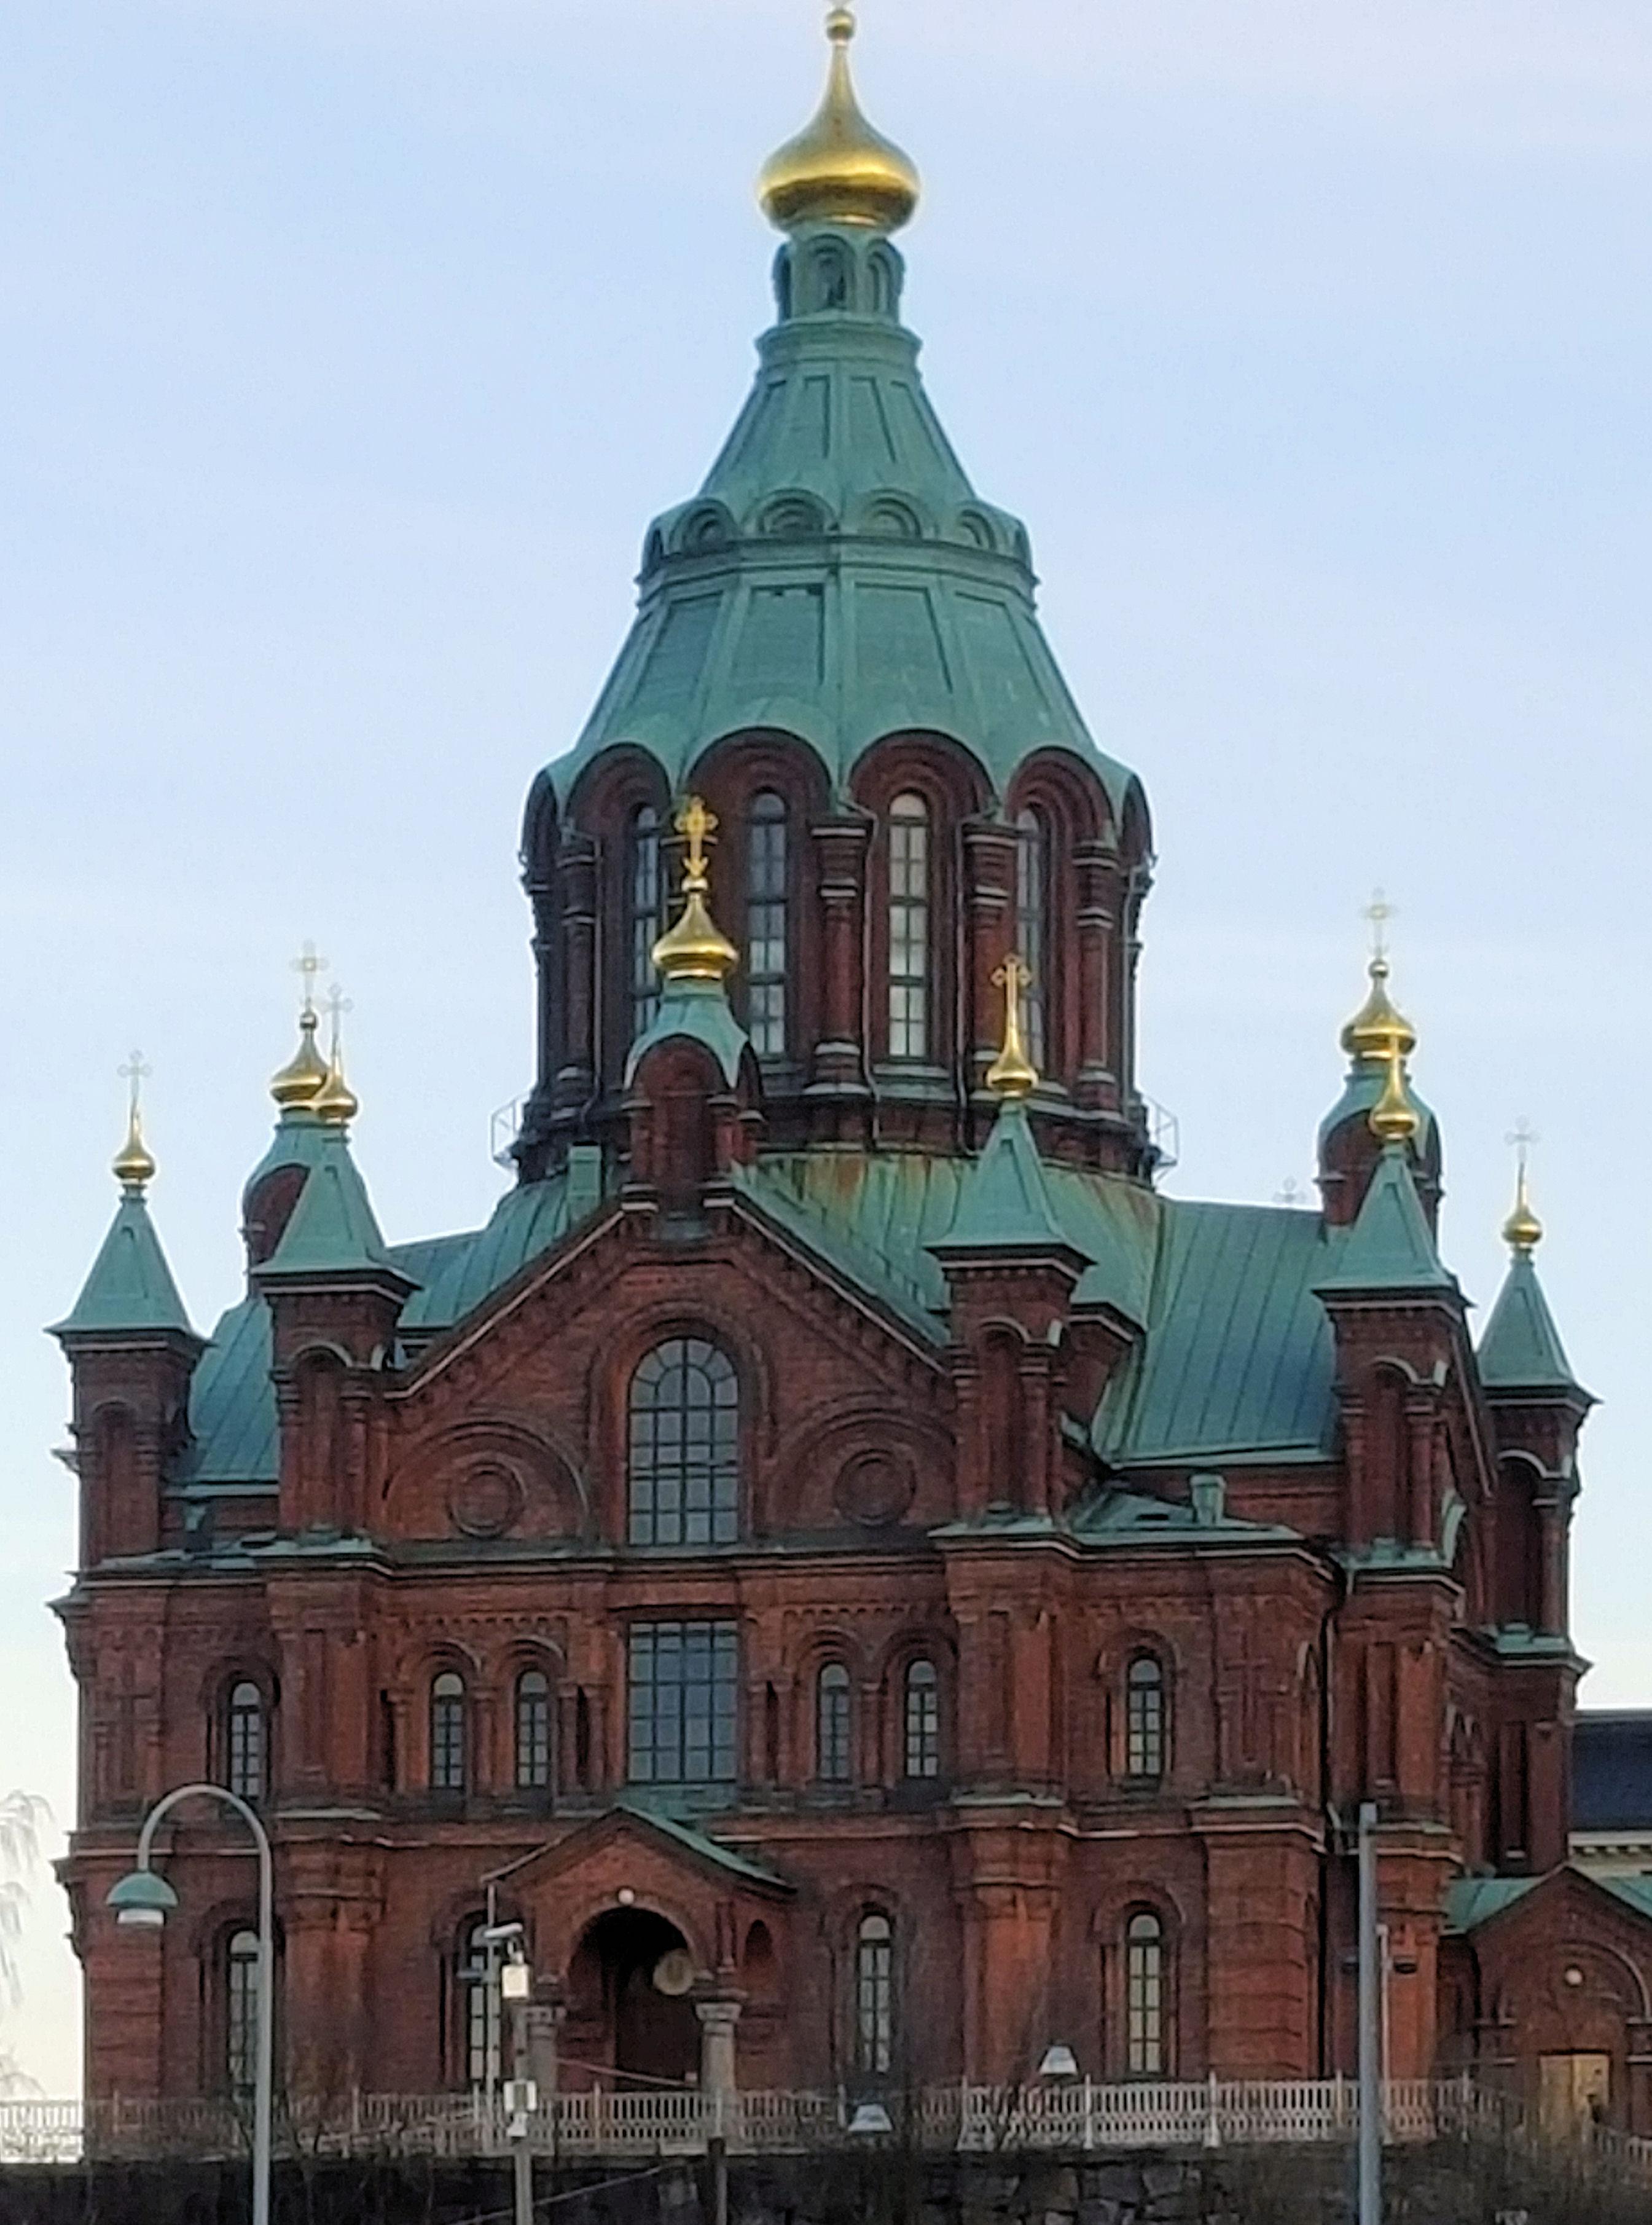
[[490, 1800, 793, 1904]]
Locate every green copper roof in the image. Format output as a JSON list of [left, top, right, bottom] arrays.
[[242, 1105, 334, 1199], [1446, 1868, 1652, 1936], [1315, 1144, 1455, 1297], [1479, 1251, 1584, 1394], [624, 975, 752, 1089], [547, 226, 1140, 815], [929, 1100, 1080, 1263], [256, 1128, 410, 1285], [54, 1191, 196, 1340]]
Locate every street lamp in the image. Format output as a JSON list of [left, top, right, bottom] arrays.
[[108, 1783, 274, 2225]]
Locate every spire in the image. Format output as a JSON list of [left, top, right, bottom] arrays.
[[651, 798, 739, 985], [1317, 1140, 1454, 1295], [757, 7, 920, 235], [256, 1122, 404, 1284], [1340, 892, 1417, 1070], [270, 943, 331, 1110], [985, 954, 1039, 1101], [1501, 1119, 1543, 1254], [112, 1050, 157, 1195], [1480, 1127, 1584, 1394], [312, 984, 360, 1128]]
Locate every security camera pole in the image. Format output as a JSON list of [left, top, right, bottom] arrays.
[[481, 1921, 534, 2225]]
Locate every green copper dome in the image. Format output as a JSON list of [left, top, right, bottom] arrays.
[[549, 222, 1139, 814]]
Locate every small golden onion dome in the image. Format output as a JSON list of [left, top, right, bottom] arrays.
[[757, 6, 920, 235], [112, 1103, 157, 1193], [985, 953, 1039, 1100], [651, 796, 740, 984], [1340, 956, 1417, 1067], [313, 1050, 359, 1128], [1502, 1163, 1543, 1254], [270, 1009, 331, 1109], [1369, 1043, 1421, 1148]]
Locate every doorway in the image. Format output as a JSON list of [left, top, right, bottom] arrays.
[[571, 1907, 700, 2089], [1540, 2051, 1611, 2135]]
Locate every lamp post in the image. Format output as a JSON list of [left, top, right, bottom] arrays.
[[108, 1783, 274, 2225]]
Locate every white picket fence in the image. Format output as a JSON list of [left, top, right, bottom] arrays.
[[0, 2076, 1492, 2166]]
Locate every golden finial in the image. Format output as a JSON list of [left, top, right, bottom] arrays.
[[985, 954, 1039, 1100], [1369, 1039, 1420, 1147], [757, 6, 921, 235], [270, 942, 332, 1109], [1501, 1120, 1543, 1253], [313, 983, 359, 1127], [112, 1050, 157, 1193], [1340, 890, 1417, 1067], [650, 798, 739, 985]]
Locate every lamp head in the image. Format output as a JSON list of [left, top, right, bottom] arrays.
[[848, 2101, 894, 2136], [109, 1868, 179, 1928], [1038, 2043, 1080, 2079]]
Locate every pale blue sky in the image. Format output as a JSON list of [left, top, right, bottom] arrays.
[[4, 1, 1650, 2092]]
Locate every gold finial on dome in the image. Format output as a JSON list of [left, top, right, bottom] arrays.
[[651, 798, 739, 984], [270, 942, 332, 1109], [112, 1050, 157, 1193], [1501, 1120, 1543, 1253], [1369, 1040, 1420, 1148], [1341, 891, 1417, 1067], [757, 6, 921, 234], [313, 984, 359, 1127], [985, 954, 1039, 1100]]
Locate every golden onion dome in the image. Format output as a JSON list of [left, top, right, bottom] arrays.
[[112, 1102, 157, 1193], [651, 796, 739, 985], [313, 1050, 359, 1128], [757, 7, 920, 235], [1368, 1043, 1421, 1148], [1502, 1161, 1543, 1254], [270, 1008, 331, 1109], [1339, 956, 1417, 1067]]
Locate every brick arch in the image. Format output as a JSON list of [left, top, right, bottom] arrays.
[[565, 744, 673, 1094], [1006, 750, 1116, 1094], [590, 1301, 775, 1545], [770, 1395, 949, 1534]]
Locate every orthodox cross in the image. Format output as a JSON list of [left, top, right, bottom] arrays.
[[1274, 1175, 1307, 1209], [1361, 889, 1396, 962], [1506, 1116, 1538, 1174], [675, 796, 717, 889], [324, 982, 353, 1059], [992, 951, 1032, 1011], [291, 940, 328, 1016], [118, 1048, 152, 1120]]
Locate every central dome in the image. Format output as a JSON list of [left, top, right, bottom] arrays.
[[757, 7, 920, 235]]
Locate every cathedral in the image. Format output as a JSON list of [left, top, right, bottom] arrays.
[[53, 8, 1652, 2135]]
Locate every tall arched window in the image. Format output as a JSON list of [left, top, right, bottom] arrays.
[[1015, 806, 1049, 1073], [887, 793, 930, 1059], [817, 1663, 851, 1784], [628, 1336, 739, 1546], [225, 1680, 266, 1802], [629, 803, 662, 1041], [430, 1671, 467, 1792], [746, 789, 788, 1057], [1125, 1911, 1165, 2076], [1125, 1655, 1166, 1781], [226, 1929, 260, 2094], [856, 1912, 894, 2074], [903, 1658, 939, 1780], [456, 1917, 492, 2090], [515, 1669, 552, 1792]]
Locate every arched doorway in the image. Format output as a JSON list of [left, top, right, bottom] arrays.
[[569, 1907, 700, 2089]]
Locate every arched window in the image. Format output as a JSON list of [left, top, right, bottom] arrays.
[[1015, 806, 1049, 1073], [226, 1929, 260, 2094], [1125, 1655, 1166, 1781], [628, 1336, 739, 1546], [856, 1912, 894, 2074], [515, 1669, 552, 1792], [746, 789, 788, 1057], [629, 803, 662, 1042], [430, 1671, 467, 1792], [456, 1917, 493, 2090], [887, 793, 930, 1060], [1125, 1912, 1165, 2077], [903, 1658, 939, 1780], [225, 1680, 266, 1802], [817, 1663, 851, 1784]]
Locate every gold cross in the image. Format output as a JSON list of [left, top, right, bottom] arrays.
[[1361, 889, 1396, 962], [992, 952, 1031, 1003], [291, 940, 328, 1016], [675, 796, 717, 887], [1506, 1117, 1538, 1175], [118, 1048, 152, 1116], [324, 983, 353, 1058]]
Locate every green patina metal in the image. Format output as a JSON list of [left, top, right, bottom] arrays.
[[1317, 1061, 1438, 1155], [624, 975, 753, 1090], [928, 1100, 1081, 1264], [53, 1191, 197, 1341], [1314, 1142, 1455, 1297], [1479, 1250, 1587, 1395], [546, 224, 1141, 815], [256, 1128, 413, 1287]]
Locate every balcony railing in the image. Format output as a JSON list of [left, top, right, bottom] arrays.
[[0, 2076, 1589, 2168]]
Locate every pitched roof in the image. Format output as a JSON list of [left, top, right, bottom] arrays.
[[624, 975, 752, 1089], [1446, 1865, 1652, 1935], [54, 1193, 196, 1340], [1315, 1144, 1455, 1297], [1479, 1251, 1584, 1394], [256, 1129, 409, 1284], [929, 1101, 1080, 1262]]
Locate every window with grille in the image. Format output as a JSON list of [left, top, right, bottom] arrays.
[[226, 1681, 265, 1802], [1015, 806, 1049, 1073], [1125, 1655, 1165, 1781], [1125, 1911, 1165, 2076], [887, 793, 930, 1059], [630, 803, 662, 1041], [817, 1663, 851, 1784], [746, 789, 788, 1056], [628, 1336, 739, 1546], [856, 1913, 894, 2074], [903, 1658, 939, 1780], [628, 1621, 738, 1785], [515, 1669, 552, 1791], [226, 1929, 260, 2094], [430, 1671, 467, 1792]]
